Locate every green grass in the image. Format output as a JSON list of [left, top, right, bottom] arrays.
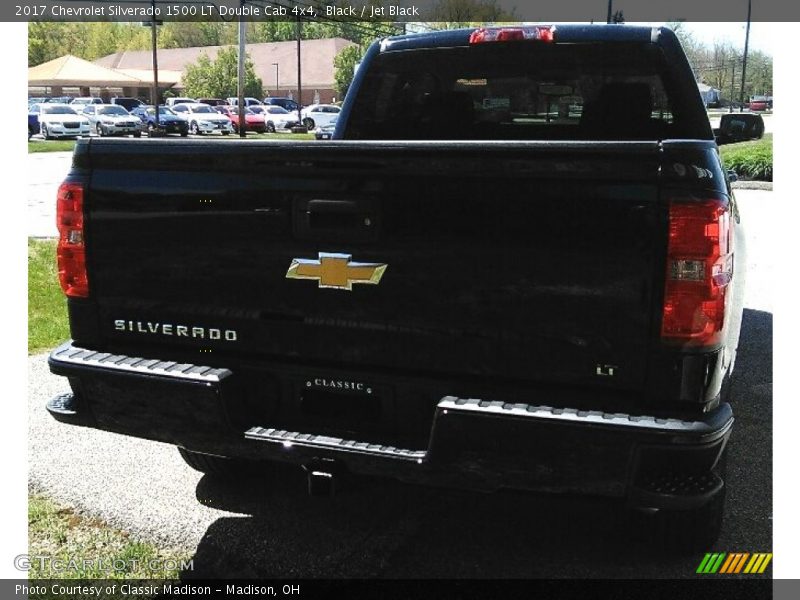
[[719, 133, 773, 181], [225, 131, 316, 141], [28, 239, 69, 354], [27, 133, 316, 152], [29, 493, 190, 584], [28, 140, 77, 153]]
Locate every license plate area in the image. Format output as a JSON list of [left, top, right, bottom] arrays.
[[291, 379, 395, 439], [301, 388, 381, 422]]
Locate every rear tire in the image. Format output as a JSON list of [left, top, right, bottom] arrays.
[[178, 447, 264, 478], [266, 122, 276, 133], [303, 118, 315, 129]]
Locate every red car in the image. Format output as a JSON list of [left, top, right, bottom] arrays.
[[214, 105, 267, 133], [749, 97, 769, 111]]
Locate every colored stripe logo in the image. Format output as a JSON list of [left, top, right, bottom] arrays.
[[697, 552, 772, 574]]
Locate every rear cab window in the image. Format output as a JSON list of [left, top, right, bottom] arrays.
[[345, 40, 709, 141]]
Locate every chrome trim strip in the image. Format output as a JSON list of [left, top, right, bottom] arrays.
[[49, 341, 231, 383], [245, 427, 427, 462], [437, 396, 732, 435]]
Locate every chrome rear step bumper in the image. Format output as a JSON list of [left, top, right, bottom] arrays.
[[48, 341, 733, 508]]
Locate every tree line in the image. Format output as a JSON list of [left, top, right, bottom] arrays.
[[671, 22, 773, 100]]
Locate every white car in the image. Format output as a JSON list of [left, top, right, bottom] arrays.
[[226, 97, 263, 107], [165, 97, 197, 107], [70, 97, 103, 108], [36, 104, 91, 139], [257, 105, 300, 133], [170, 103, 234, 135], [82, 104, 142, 137], [300, 104, 341, 129]]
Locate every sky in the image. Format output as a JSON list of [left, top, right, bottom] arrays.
[[673, 22, 775, 55]]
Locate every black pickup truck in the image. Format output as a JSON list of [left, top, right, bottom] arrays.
[[48, 25, 746, 549]]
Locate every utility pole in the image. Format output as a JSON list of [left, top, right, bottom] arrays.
[[730, 60, 736, 113], [296, 15, 303, 128], [739, 0, 752, 110], [272, 62, 279, 94], [237, 2, 246, 137], [150, 0, 159, 128], [606, 0, 613, 24]]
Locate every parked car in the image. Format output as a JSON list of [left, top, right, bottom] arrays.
[[28, 103, 42, 139], [261, 105, 300, 133], [165, 97, 197, 107], [263, 97, 300, 112], [197, 98, 227, 107], [130, 105, 189, 137], [301, 104, 341, 129], [748, 96, 769, 111], [226, 97, 263, 108], [314, 116, 337, 140], [82, 104, 142, 137], [214, 106, 267, 133], [35, 104, 91, 139], [170, 103, 234, 135], [70, 97, 104, 108], [111, 97, 144, 112]]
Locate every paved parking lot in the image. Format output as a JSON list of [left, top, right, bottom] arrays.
[[28, 150, 71, 238], [27, 183, 773, 578]]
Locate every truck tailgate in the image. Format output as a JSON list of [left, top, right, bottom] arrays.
[[80, 139, 664, 392]]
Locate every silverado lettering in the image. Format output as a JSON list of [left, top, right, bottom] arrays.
[[113, 320, 238, 341], [48, 24, 746, 552]]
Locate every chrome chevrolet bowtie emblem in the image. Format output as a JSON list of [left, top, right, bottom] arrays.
[[286, 252, 387, 291]]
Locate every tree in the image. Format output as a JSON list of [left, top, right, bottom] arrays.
[[745, 50, 773, 97], [426, 0, 515, 25], [333, 45, 363, 99], [182, 47, 263, 99]]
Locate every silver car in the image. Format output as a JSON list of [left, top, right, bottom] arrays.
[[171, 103, 234, 135], [83, 104, 142, 137]]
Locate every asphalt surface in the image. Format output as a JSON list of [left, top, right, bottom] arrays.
[[27, 150, 71, 238], [28, 191, 772, 579]]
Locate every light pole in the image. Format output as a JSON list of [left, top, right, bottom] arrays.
[[272, 62, 279, 94], [147, 0, 161, 128], [296, 16, 302, 128], [237, 2, 246, 138], [739, 0, 752, 110]]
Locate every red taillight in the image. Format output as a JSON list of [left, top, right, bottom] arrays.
[[661, 198, 733, 347], [56, 181, 88, 298], [469, 26, 555, 44]]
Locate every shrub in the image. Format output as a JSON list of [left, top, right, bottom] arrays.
[[719, 134, 773, 181]]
